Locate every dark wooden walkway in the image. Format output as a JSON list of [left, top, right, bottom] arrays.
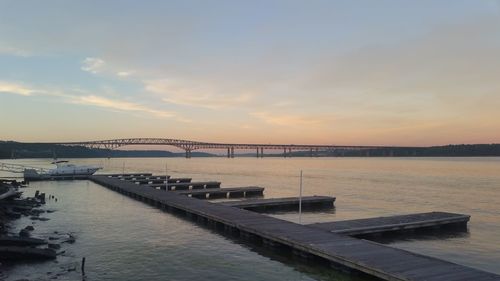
[[132, 178, 192, 184], [149, 181, 221, 190], [220, 196, 335, 211], [90, 175, 500, 281], [308, 212, 469, 236], [105, 173, 152, 177], [120, 175, 169, 180], [175, 187, 264, 199]]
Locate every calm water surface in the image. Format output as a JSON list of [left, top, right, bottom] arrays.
[[1, 157, 499, 280]]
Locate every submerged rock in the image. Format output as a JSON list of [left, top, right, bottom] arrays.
[[24, 225, 34, 231], [19, 229, 30, 238], [48, 243, 61, 250]]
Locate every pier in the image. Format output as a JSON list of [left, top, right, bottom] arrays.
[[148, 181, 221, 190], [90, 174, 500, 281], [174, 186, 264, 199], [308, 212, 470, 237], [132, 178, 192, 184], [220, 196, 335, 211]]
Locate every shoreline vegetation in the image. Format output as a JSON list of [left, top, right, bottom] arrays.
[[1, 141, 500, 159]]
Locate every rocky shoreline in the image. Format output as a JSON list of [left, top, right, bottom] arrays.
[[0, 180, 81, 280]]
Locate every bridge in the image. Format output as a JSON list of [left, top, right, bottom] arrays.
[[48, 138, 404, 158]]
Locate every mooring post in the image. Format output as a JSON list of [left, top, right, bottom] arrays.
[[81, 257, 86, 275]]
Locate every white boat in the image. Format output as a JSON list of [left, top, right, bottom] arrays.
[[23, 161, 102, 180]]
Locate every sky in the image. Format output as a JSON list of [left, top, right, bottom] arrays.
[[0, 0, 499, 146]]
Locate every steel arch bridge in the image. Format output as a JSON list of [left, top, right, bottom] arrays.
[[50, 138, 393, 158]]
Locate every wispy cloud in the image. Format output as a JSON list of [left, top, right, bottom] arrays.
[[0, 45, 32, 57], [144, 78, 254, 109], [68, 94, 174, 118], [0, 80, 179, 119], [81, 57, 105, 74], [0, 81, 41, 96], [116, 71, 133, 77]]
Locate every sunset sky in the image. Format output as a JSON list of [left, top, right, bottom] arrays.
[[1, 1, 499, 146]]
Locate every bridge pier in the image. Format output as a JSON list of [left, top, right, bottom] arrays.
[[185, 149, 192, 158], [230, 147, 234, 158], [256, 148, 259, 158], [283, 148, 287, 158], [260, 147, 264, 158], [227, 148, 230, 158]]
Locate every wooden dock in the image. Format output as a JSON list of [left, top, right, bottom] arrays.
[[90, 175, 500, 281], [105, 173, 152, 178], [220, 196, 335, 211], [308, 212, 470, 236], [132, 178, 192, 184], [120, 175, 169, 180], [149, 181, 221, 190], [175, 186, 264, 199]]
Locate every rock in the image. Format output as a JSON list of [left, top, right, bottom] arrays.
[[31, 209, 45, 214], [38, 217, 50, 221], [24, 225, 34, 231], [64, 236, 76, 244], [48, 236, 58, 240], [48, 243, 60, 250], [19, 229, 30, 238], [0, 246, 56, 260], [0, 236, 46, 246]]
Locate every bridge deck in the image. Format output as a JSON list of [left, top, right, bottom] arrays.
[[89, 175, 500, 281], [308, 212, 470, 236], [220, 196, 335, 211]]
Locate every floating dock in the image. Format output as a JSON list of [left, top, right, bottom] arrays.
[[149, 181, 221, 190], [220, 196, 335, 212], [90, 175, 500, 281], [174, 186, 264, 199], [132, 178, 192, 184], [106, 173, 153, 177], [308, 212, 470, 237]]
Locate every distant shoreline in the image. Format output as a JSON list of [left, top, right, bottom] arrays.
[[1, 141, 499, 159]]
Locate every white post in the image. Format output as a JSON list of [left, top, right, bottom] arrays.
[[299, 170, 303, 224]]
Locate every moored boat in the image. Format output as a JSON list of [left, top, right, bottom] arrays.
[[23, 161, 102, 181]]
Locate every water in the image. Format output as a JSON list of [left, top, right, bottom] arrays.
[[1, 157, 499, 280]]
